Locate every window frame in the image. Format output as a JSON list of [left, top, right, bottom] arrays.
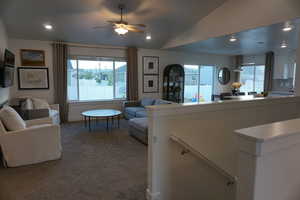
[[67, 56, 127, 102], [183, 64, 216, 103], [240, 64, 265, 93]]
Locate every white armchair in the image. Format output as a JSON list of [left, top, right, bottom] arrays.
[[0, 117, 62, 167]]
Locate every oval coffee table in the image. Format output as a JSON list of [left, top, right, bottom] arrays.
[[81, 109, 122, 132]]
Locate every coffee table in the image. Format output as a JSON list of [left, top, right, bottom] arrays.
[[81, 109, 122, 132]]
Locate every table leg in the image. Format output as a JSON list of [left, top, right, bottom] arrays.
[[106, 117, 109, 132], [118, 115, 120, 128], [112, 116, 114, 127], [88, 116, 91, 132], [84, 116, 86, 128]]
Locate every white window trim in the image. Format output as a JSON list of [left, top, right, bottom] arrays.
[[184, 65, 215, 103], [240, 65, 265, 93], [68, 56, 127, 102]]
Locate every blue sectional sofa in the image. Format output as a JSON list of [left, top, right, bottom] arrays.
[[123, 98, 172, 144], [123, 98, 171, 120]]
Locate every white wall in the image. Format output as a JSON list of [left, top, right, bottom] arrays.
[[0, 19, 10, 105], [138, 48, 233, 99], [8, 39, 55, 103]]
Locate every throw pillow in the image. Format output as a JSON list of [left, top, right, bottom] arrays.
[[32, 98, 50, 110], [0, 106, 26, 131], [21, 98, 34, 110], [141, 98, 155, 107]]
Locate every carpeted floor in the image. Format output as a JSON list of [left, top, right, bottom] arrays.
[[0, 120, 147, 200]]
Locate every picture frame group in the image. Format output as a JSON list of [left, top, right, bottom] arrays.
[[143, 56, 159, 93], [18, 49, 49, 90]]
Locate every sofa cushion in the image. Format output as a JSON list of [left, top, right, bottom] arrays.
[[0, 106, 26, 131], [32, 98, 50, 110], [141, 98, 155, 107], [154, 99, 171, 105], [21, 98, 34, 110], [129, 118, 148, 133], [124, 107, 146, 117], [135, 110, 147, 118]]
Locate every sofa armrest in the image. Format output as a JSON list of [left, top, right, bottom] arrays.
[[123, 100, 141, 108], [50, 104, 60, 112], [0, 124, 62, 167], [25, 117, 53, 127]]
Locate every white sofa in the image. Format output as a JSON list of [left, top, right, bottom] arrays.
[[20, 98, 60, 125], [0, 117, 62, 167]]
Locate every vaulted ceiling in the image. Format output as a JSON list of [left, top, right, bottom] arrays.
[[0, 0, 227, 48], [171, 19, 300, 55]]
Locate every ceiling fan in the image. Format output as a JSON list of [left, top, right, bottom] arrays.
[[94, 4, 146, 35]]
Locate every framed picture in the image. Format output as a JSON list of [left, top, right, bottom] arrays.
[[143, 56, 159, 75], [20, 49, 45, 66], [18, 67, 49, 90], [143, 75, 159, 93]]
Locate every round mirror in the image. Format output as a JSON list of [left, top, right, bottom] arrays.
[[218, 68, 230, 85]]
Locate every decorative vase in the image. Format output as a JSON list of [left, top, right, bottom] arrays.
[[232, 89, 239, 96]]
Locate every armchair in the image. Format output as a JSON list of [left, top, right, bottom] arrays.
[[0, 117, 62, 167]]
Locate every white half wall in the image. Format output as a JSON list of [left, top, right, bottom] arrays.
[[8, 39, 55, 103], [0, 18, 10, 105], [147, 96, 300, 200]]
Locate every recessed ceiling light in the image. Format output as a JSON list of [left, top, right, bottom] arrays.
[[146, 35, 152, 40], [282, 22, 293, 32], [44, 24, 53, 30], [281, 41, 287, 48], [229, 35, 237, 42]]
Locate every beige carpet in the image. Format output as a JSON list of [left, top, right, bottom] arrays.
[[0, 120, 147, 200]]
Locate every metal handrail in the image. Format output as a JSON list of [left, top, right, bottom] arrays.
[[170, 134, 237, 185]]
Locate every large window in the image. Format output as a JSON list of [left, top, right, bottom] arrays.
[[240, 65, 265, 93], [67, 56, 127, 101], [184, 65, 214, 103]]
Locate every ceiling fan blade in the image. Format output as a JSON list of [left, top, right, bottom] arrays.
[[125, 26, 144, 33], [107, 20, 119, 24], [93, 25, 110, 29], [128, 24, 146, 28]]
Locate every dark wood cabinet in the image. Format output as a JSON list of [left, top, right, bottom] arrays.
[[163, 64, 185, 103]]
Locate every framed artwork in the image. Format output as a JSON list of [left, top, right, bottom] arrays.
[[20, 49, 45, 66], [18, 67, 49, 90], [143, 56, 159, 75], [143, 75, 159, 93]]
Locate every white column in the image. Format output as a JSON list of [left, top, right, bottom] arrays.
[[294, 30, 300, 96], [235, 118, 300, 200]]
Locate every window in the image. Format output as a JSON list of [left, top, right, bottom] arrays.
[[184, 65, 214, 103], [240, 65, 265, 93], [67, 56, 127, 101]]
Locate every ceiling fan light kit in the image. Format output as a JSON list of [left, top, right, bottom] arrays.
[[94, 4, 147, 36]]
